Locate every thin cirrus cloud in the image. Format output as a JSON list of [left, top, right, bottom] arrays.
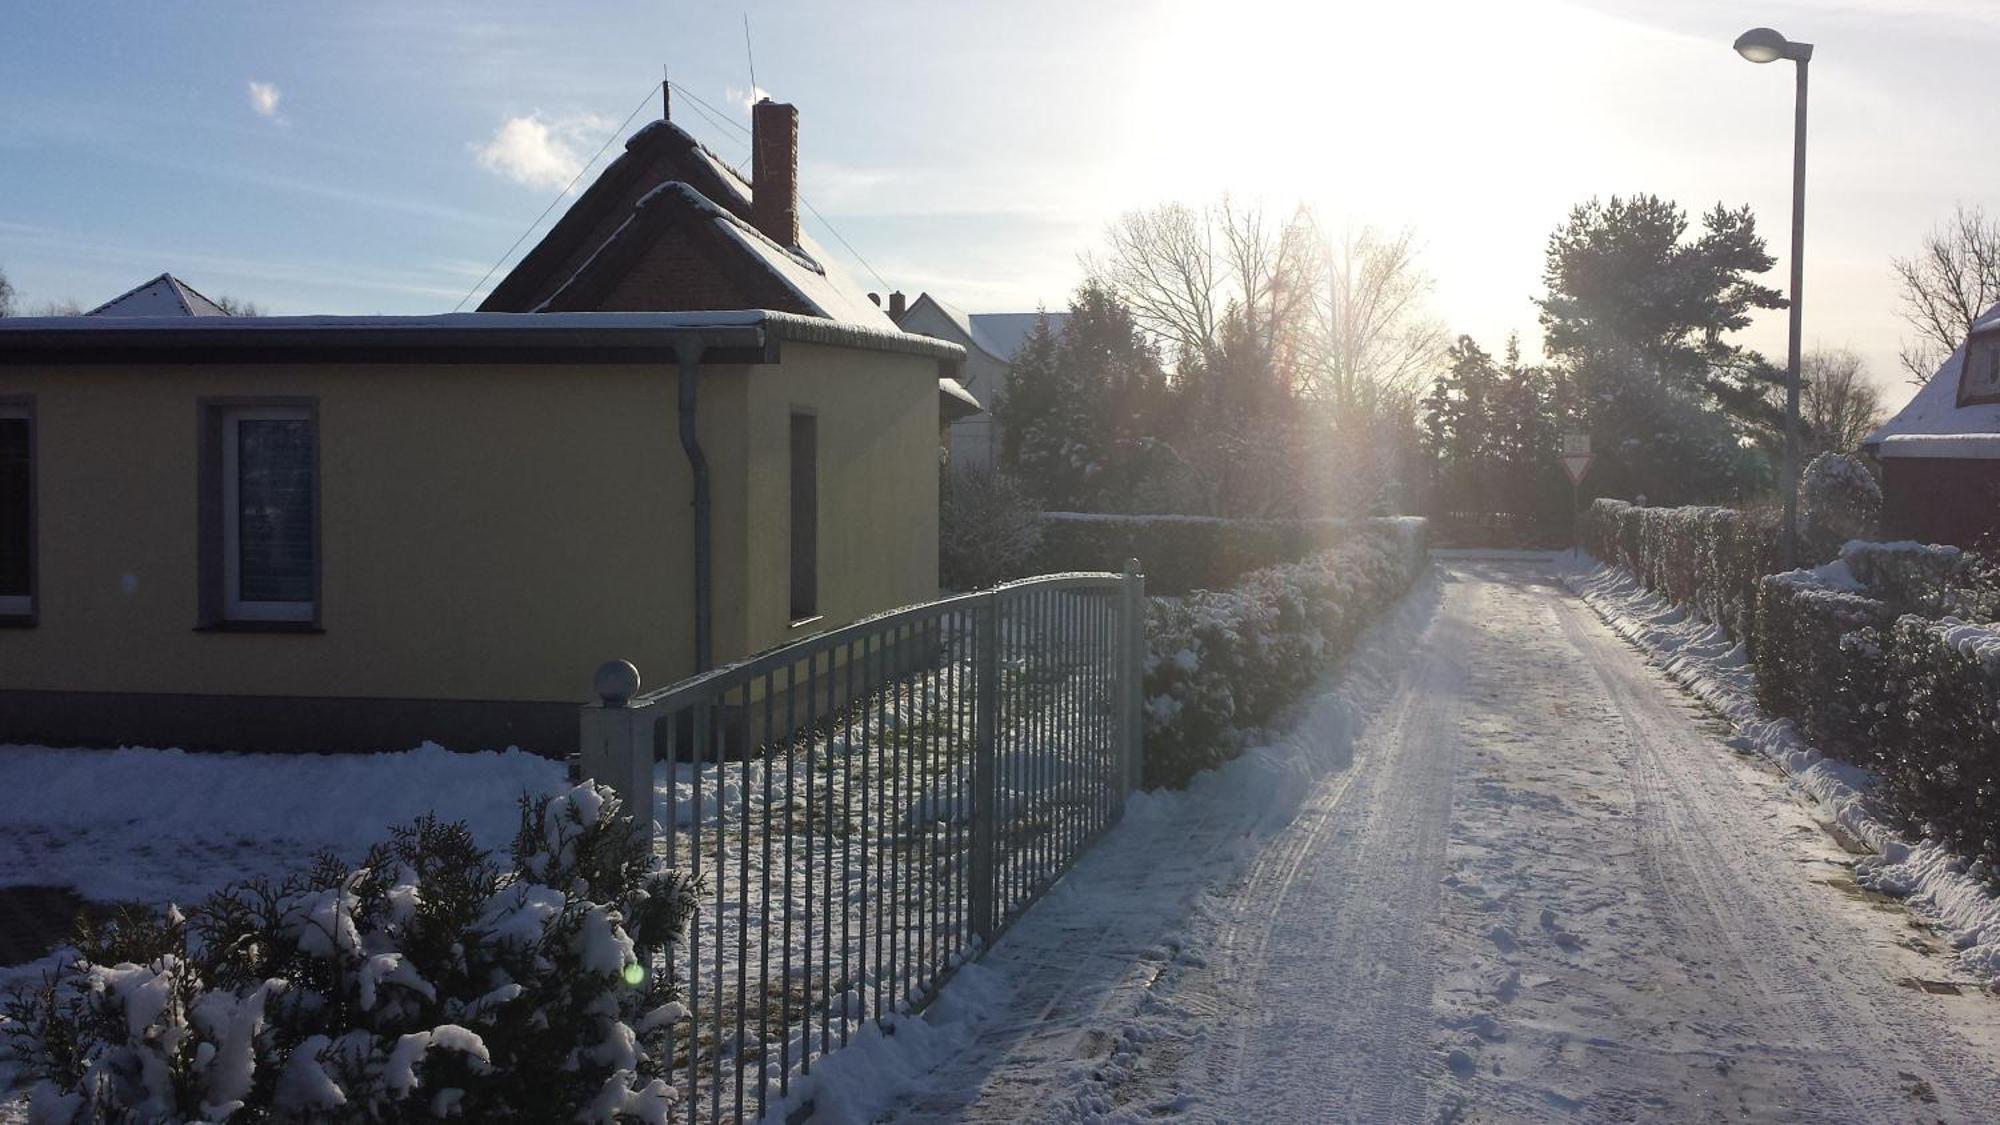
[[246, 80, 282, 121], [472, 112, 614, 193]]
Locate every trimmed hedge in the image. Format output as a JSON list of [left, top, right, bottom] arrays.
[[1754, 570, 1894, 763], [1588, 503, 2000, 870], [1876, 617, 2000, 865], [1578, 498, 1781, 646], [1029, 514, 1361, 597], [1141, 518, 1429, 788]]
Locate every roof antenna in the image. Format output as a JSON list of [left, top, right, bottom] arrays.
[[743, 14, 760, 101], [661, 66, 670, 121]]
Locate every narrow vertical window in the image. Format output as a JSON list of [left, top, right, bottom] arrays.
[[0, 402, 32, 622], [789, 412, 818, 622], [221, 406, 316, 623]]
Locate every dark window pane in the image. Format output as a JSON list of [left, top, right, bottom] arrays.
[[237, 419, 313, 603], [0, 418, 27, 598], [790, 414, 817, 620]]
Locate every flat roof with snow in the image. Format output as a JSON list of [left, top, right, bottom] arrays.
[[0, 309, 964, 368]]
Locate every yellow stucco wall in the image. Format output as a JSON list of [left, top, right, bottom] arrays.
[[0, 347, 939, 707], [738, 342, 941, 650]]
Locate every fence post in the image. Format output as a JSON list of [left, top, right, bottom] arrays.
[[1119, 558, 1146, 798], [969, 593, 999, 945], [579, 659, 657, 851]]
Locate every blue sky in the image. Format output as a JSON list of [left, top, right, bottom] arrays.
[[6, 1, 1999, 408]]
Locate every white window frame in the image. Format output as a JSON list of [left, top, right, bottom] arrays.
[[222, 406, 315, 623], [0, 403, 29, 619]]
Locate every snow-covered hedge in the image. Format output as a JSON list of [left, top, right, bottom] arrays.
[[1031, 513, 1369, 596], [1141, 518, 1429, 788], [1578, 498, 1781, 645], [1, 784, 698, 1123], [1875, 616, 2000, 869], [1756, 543, 2000, 867], [1586, 495, 2000, 872], [1842, 540, 2000, 622], [1754, 565, 1895, 763]]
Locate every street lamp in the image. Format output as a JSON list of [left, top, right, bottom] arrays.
[[1735, 26, 1813, 569]]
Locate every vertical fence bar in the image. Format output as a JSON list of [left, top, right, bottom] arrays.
[[709, 694, 726, 1123], [781, 657, 797, 1097], [1121, 559, 1146, 802], [969, 592, 999, 944], [836, 637, 852, 1050]]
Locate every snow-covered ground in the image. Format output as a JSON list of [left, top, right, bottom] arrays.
[[859, 556, 2000, 1123]]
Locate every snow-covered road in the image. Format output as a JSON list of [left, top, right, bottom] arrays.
[[874, 558, 2000, 1123]]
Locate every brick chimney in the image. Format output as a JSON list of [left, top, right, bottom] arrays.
[[888, 291, 906, 319], [751, 99, 800, 247]]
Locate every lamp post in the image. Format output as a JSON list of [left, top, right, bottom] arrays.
[[1734, 26, 1813, 569]]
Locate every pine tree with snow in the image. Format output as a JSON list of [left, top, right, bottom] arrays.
[[3, 784, 698, 1123]]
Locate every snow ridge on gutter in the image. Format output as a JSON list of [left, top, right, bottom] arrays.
[[1559, 557, 2000, 986]]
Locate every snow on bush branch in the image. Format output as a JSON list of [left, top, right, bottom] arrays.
[[1141, 518, 1429, 787], [1, 784, 699, 1123]]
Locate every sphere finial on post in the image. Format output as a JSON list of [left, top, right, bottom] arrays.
[[593, 660, 641, 707]]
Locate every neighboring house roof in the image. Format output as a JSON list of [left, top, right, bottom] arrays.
[[939, 377, 981, 421], [86, 273, 228, 317], [900, 292, 1066, 363], [1866, 302, 2000, 458], [479, 118, 895, 333]]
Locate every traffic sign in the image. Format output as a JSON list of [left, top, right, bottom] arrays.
[[1562, 452, 1595, 486]]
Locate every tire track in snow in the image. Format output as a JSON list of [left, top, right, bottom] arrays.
[[1552, 587, 2000, 1122], [1194, 598, 1469, 1121]]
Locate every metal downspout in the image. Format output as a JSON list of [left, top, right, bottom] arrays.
[[675, 335, 712, 672]]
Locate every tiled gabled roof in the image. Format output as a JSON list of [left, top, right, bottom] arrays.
[[478, 118, 895, 332]]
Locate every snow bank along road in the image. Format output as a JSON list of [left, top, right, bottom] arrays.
[[877, 558, 2000, 1123]]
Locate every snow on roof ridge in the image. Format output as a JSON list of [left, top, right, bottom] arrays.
[[85, 272, 228, 318]]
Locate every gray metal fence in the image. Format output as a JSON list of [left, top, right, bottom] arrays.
[[579, 563, 1145, 1121]]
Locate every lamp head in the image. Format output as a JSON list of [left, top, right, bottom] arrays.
[[1735, 27, 1812, 63]]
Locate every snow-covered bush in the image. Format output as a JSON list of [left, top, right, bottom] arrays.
[[1874, 616, 2000, 870], [1796, 451, 1881, 563], [1842, 540, 2000, 623], [1, 784, 698, 1123], [1579, 498, 1781, 646], [1141, 518, 1429, 787], [940, 467, 1044, 591], [1032, 514, 1364, 596]]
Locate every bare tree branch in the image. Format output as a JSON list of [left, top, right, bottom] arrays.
[[1892, 203, 2000, 385]]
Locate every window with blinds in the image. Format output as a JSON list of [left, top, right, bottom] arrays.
[[221, 406, 316, 622], [0, 404, 31, 621]]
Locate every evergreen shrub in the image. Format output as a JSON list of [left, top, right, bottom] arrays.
[[1, 784, 698, 1123]]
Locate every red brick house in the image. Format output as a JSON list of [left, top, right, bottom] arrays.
[[478, 96, 978, 429], [1863, 305, 2000, 547]]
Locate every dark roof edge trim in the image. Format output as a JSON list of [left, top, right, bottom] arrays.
[[760, 310, 964, 365], [0, 310, 963, 368]]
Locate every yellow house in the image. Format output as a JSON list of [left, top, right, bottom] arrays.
[[0, 100, 972, 755]]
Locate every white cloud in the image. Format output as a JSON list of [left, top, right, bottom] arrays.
[[472, 113, 612, 193], [246, 80, 282, 120]]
